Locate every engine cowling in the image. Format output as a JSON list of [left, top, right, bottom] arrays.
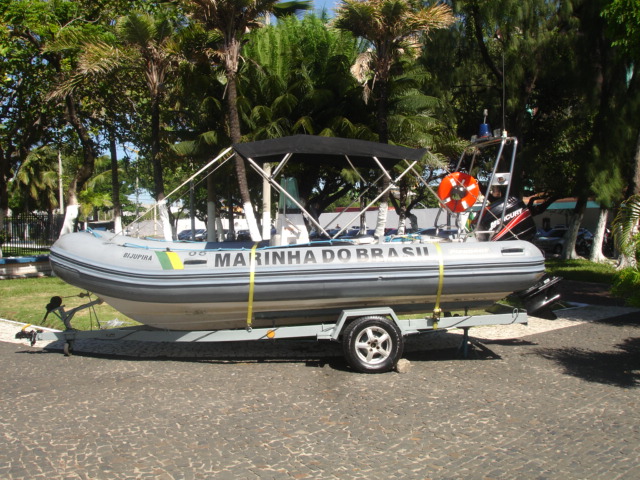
[[476, 196, 537, 242]]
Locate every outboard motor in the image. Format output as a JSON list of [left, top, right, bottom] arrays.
[[475, 196, 537, 242]]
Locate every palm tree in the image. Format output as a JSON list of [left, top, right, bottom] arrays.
[[12, 146, 60, 213], [115, 12, 181, 209], [335, 0, 454, 143], [12, 146, 64, 245], [334, 0, 454, 236], [54, 8, 184, 238], [241, 15, 369, 139], [178, 0, 311, 241], [612, 194, 640, 269]]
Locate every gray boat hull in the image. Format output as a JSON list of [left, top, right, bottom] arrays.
[[49, 231, 545, 330]]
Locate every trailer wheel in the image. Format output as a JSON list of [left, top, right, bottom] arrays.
[[342, 316, 403, 373]]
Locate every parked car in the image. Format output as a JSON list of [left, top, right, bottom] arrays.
[[177, 229, 206, 241], [533, 227, 593, 256], [235, 230, 251, 241]]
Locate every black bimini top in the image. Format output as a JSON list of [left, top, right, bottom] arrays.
[[232, 135, 427, 169]]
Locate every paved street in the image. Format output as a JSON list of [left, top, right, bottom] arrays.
[[1, 302, 639, 480]]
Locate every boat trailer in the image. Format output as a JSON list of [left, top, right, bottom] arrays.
[[17, 296, 529, 373]]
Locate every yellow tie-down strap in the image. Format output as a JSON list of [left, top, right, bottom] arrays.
[[246, 243, 259, 331], [432, 242, 444, 329]]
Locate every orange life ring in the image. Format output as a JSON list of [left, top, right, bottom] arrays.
[[437, 172, 480, 213]]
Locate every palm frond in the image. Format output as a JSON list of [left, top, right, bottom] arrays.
[[292, 116, 315, 134], [77, 41, 128, 76], [199, 130, 220, 145], [117, 13, 155, 47], [350, 50, 374, 84], [272, 92, 298, 115], [612, 194, 640, 258], [273, 1, 313, 18], [172, 140, 200, 157]]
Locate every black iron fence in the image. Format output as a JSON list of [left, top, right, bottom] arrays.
[[1, 213, 64, 257]]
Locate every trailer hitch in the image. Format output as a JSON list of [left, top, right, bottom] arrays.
[[15, 293, 103, 352], [15, 325, 43, 346]]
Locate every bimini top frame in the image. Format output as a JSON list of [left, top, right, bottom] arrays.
[[232, 135, 429, 240]]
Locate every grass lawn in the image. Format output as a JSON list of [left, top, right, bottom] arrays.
[[0, 276, 136, 331], [544, 258, 618, 285]]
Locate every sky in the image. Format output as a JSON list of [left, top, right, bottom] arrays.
[[312, 0, 339, 16]]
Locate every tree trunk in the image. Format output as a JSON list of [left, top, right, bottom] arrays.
[[262, 163, 272, 240], [633, 130, 640, 196], [0, 150, 7, 257], [109, 132, 123, 235], [359, 195, 367, 233], [157, 200, 173, 240], [615, 132, 640, 269], [373, 68, 391, 239], [0, 144, 9, 258], [225, 38, 261, 242], [60, 204, 81, 236], [392, 180, 409, 235], [206, 175, 218, 242], [0, 207, 5, 258], [60, 94, 96, 236], [397, 212, 408, 235], [561, 196, 586, 260], [149, 92, 173, 240], [589, 207, 609, 263], [151, 93, 164, 203]]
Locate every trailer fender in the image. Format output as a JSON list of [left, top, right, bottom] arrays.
[[327, 307, 403, 341]]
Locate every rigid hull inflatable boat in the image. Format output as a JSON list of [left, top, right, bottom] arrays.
[[50, 232, 545, 330], [49, 134, 548, 331]]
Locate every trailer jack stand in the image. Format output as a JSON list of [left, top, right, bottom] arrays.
[[457, 327, 472, 359], [63, 340, 74, 356], [42, 294, 103, 330]]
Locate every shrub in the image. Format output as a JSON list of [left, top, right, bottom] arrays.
[[611, 268, 640, 307]]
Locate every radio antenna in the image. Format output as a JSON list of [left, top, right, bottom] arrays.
[[502, 47, 506, 135]]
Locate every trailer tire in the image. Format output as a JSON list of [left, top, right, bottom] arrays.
[[342, 316, 404, 373]]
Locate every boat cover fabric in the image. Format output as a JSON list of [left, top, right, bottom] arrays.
[[232, 135, 427, 168]]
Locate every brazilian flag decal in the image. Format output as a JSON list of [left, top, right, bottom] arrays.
[[156, 251, 184, 270]]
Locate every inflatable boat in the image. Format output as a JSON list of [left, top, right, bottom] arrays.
[[49, 134, 546, 331], [50, 231, 544, 330]]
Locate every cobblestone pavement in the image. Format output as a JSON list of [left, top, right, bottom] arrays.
[[1, 304, 639, 480]]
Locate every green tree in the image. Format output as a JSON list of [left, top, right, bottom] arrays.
[[116, 10, 182, 207], [177, 0, 311, 241], [241, 15, 376, 223], [555, 0, 636, 260], [6, 0, 141, 235], [0, 0, 62, 255], [384, 61, 453, 233], [430, 1, 633, 259], [53, 6, 187, 238], [11, 146, 60, 213], [612, 194, 640, 269], [601, 0, 640, 265], [242, 15, 368, 137], [335, 0, 454, 237], [602, 0, 640, 198], [335, 0, 454, 144]]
